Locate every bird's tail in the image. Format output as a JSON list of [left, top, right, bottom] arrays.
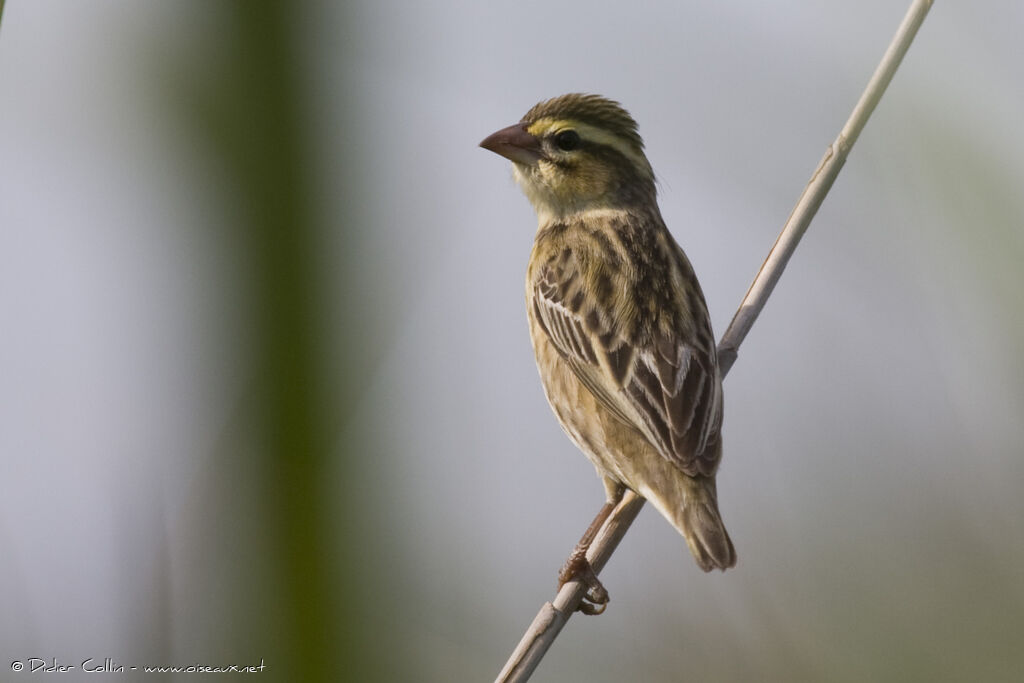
[[677, 476, 736, 571], [640, 473, 736, 572]]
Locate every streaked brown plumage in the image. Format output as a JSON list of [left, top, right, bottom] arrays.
[[481, 94, 735, 593]]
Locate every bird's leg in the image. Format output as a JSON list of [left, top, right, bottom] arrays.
[[558, 480, 626, 615]]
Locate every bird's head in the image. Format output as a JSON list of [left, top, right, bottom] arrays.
[[480, 94, 655, 221]]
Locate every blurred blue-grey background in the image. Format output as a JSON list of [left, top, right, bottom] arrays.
[[2, 2, 1022, 681]]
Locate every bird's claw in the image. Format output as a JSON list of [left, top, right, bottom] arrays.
[[558, 548, 609, 615]]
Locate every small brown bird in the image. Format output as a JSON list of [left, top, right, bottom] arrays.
[[481, 94, 735, 611]]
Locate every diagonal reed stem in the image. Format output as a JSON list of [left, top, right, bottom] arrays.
[[496, 2, 933, 681]]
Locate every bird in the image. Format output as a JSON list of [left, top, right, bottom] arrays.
[[480, 94, 736, 612]]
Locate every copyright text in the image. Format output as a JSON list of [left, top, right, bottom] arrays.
[[10, 657, 267, 674]]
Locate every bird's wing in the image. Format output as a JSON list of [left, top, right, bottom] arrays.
[[531, 238, 722, 477]]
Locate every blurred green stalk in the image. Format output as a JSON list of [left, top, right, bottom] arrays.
[[171, 2, 344, 679]]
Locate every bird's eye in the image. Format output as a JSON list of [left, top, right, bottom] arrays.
[[554, 130, 580, 151]]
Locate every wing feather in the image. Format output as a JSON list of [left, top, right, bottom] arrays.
[[531, 226, 722, 476]]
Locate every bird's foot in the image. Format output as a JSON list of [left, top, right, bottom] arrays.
[[558, 547, 609, 615]]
